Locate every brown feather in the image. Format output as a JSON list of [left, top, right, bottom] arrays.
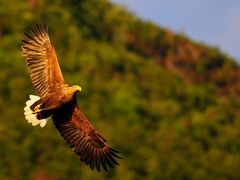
[[22, 24, 65, 97], [53, 104, 121, 172]]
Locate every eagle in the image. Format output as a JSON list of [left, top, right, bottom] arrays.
[[21, 24, 121, 172]]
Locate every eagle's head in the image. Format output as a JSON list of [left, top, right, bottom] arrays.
[[63, 85, 82, 99]]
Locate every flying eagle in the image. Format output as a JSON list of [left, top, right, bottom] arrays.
[[22, 24, 121, 172]]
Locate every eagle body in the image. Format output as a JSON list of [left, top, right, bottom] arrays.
[[30, 86, 78, 120], [22, 25, 121, 172]]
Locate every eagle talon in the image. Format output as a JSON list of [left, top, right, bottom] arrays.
[[34, 104, 41, 113]]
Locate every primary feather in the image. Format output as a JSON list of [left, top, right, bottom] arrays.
[[22, 24, 65, 98]]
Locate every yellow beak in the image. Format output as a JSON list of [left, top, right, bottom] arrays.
[[75, 85, 82, 92]]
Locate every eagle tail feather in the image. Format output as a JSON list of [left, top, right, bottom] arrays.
[[24, 95, 49, 128]]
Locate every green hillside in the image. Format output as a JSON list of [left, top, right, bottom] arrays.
[[1, 0, 240, 179]]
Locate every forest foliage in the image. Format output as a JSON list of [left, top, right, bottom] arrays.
[[1, 0, 240, 179]]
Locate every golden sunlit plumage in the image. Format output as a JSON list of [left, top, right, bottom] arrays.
[[22, 24, 121, 172]]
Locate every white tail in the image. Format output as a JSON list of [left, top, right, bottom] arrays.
[[24, 95, 49, 128]]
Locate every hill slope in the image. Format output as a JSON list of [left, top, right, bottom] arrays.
[[0, 0, 240, 179]]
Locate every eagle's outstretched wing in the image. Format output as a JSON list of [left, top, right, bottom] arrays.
[[53, 105, 121, 172], [22, 24, 65, 98]]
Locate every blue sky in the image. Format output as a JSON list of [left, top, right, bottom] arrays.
[[111, 0, 240, 62]]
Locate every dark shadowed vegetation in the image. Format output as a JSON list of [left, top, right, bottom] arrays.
[[1, 0, 240, 179]]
